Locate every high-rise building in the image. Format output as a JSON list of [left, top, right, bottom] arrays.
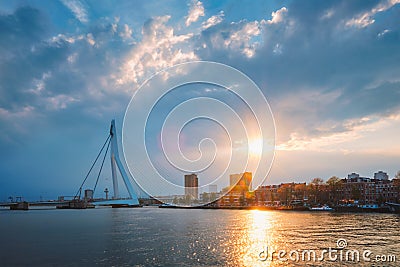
[[230, 174, 241, 187], [230, 172, 252, 191], [185, 174, 199, 200]]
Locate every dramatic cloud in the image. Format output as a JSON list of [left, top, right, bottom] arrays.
[[202, 11, 224, 29], [267, 6, 288, 24], [185, 0, 204, 26], [117, 15, 197, 86], [119, 24, 133, 41], [61, 0, 89, 23], [346, 0, 400, 28], [1, 0, 399, 199], [198, 19, 265, 58]]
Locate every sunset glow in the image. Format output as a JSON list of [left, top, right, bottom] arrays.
[[248, 138, 263, 157]]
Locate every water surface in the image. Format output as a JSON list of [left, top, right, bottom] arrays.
[[0, 207, 399, 266]]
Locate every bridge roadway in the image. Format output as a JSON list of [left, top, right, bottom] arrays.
[[0, 201, 65, 207], [0, 198, 146, 209]]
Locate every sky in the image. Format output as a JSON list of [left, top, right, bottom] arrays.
[[0, 0, 399, 200]]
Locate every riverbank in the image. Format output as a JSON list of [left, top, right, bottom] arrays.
[[159, 204, 399, 213]]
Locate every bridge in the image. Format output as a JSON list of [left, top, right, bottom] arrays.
[[2, 120, 142, 210]]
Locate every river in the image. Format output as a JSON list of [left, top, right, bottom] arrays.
[[0, 207, 399, 266]]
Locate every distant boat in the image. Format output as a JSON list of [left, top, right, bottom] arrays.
[[309, 205, 334, 211]]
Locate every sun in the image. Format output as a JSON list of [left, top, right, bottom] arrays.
[[248, 138, 263, 156]]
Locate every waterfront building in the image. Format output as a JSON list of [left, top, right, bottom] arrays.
[[200, 191, 220, 203], [253, 171, 399, 208], [218, 190, 246, 207], [218, 172, 253, 207], [184, 174, 199, 200], [84, 189, 94, 200], [254, 182, 308, 206], [229, 172, 252, 192], [348, 172, 359, 179], [338, 172, 398, 205], [374, 171, 389, 180], [218, 171, 400, 208], [254, 185, 279, 206], [347, 172, 371, 183]]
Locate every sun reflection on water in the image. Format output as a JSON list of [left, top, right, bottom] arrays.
[[225, 210, 280, 267]]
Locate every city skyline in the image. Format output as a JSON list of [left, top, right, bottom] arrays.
[[1, 0, 400, 200], [187, 169, 398, 193]]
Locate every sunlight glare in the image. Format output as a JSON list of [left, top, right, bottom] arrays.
[[248, 138, 263, 156]]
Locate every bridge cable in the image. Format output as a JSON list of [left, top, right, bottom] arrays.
[[93, 137, 111, 194], [74, 134, 111, 199]]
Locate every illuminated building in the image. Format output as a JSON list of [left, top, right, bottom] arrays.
[[219, 172, 253, 207], [230, 172, 252, 192]]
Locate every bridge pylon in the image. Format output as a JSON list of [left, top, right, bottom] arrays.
[[94, 119, 140, 207]]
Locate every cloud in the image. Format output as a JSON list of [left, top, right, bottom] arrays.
[[86, 33, 95, 46], [271, 79, 400, 149], [0, 105, 38, 146], [45, 94, 80, 110], [228, 21, 262, 58], [267, 7, 288, 24], [1, 0, 400, 195], [257, 0, 400, 145], [0, 6, 45, 50], [0, 105, 35, 120], [345, 0, 400, 28], [198, 19, 264, 58], [185, 0, 204, 26], [0, 7, 70, 112], [61, 0, 89, 23], [3, 1, 399, 149], [49, 33, 84, 44], [277, 113, 400, 155], [117, 15, 197, 86], [119, 24, 133, 41], [0, 6, 145, 147], [202, 11, 224, 29], [377, 29, 391, 38], [320, 9, 335, 20]]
